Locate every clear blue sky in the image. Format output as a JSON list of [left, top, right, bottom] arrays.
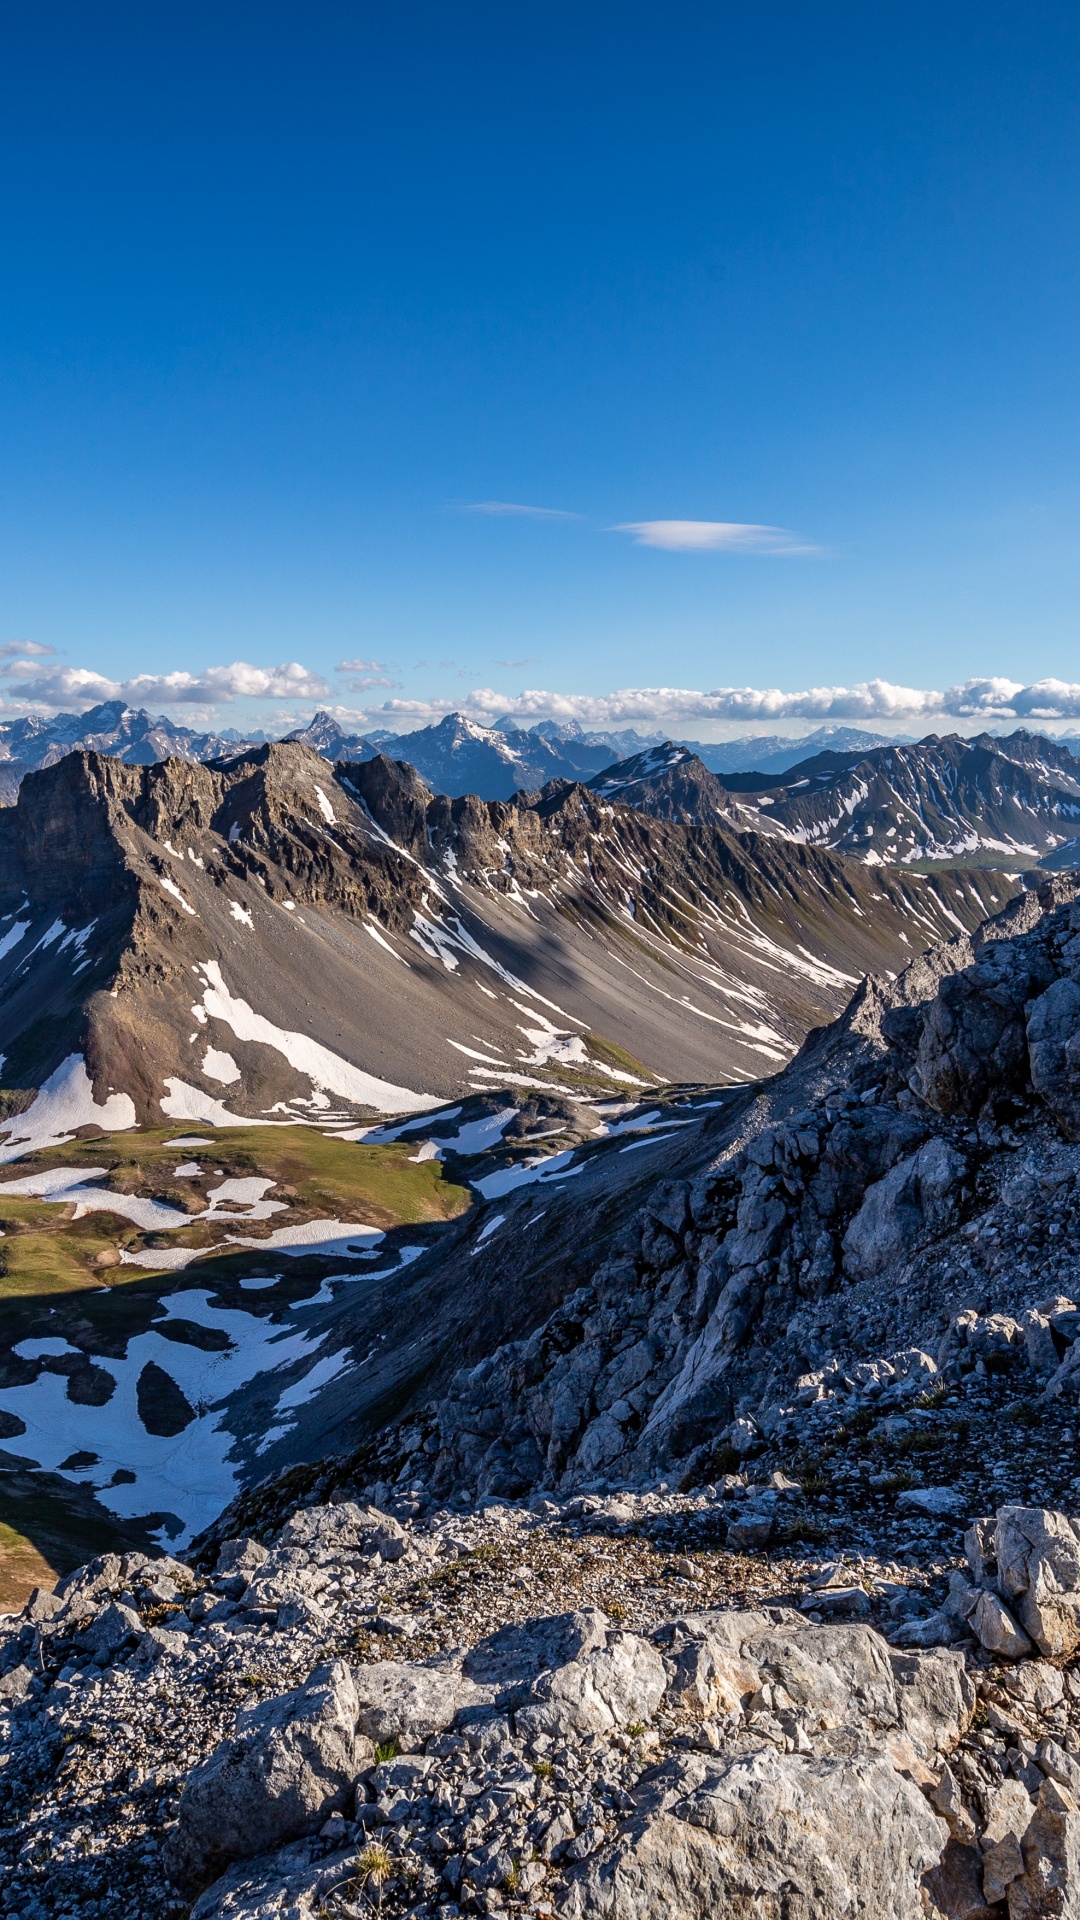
[[2, 1, 1080, 736]]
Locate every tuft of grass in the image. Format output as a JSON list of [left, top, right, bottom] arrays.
[[532, 1759, 553, 1779], [373, 1738, 398, 1764], [913, 1385, 949, 1410], [354, 1842, 394, 1911], [844, 1407, 876, 1438], [798, 1471, 833, 1497], [625, 1721, 646, 1739]]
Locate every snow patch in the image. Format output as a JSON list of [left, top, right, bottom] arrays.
[[202, 1048, 242, 1086], [192, 959, 439, 1115], [0, 1056, 137, 1166]]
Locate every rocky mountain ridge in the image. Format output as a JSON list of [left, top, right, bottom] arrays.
[[0, 741, 1012, 1123], [734, 730, 1080, 867]]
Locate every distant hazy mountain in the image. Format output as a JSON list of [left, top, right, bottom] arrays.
[[288, 710, 616, 799], [683, 724, 910, 774], [0, 701, 251, 803]]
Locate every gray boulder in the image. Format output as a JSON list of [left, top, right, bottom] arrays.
[[78, 1601, 143, 1659], [995, 1507, 1080, 1659], [167, 1660, 362, 1889], [516, 1631, 667, 1739], [1007, 1774, 1080, 1919], [215, 1537, 269, 1580], [462, 1609, 609, 1706], [352, 1659, 460, 1746], [559, 1747, 945, 1919], [1027, 975, 1080, 1140], [278, 1501, 407, 1561], [661, 1611, 901, 1747], [842, 1138, 967, 1277]]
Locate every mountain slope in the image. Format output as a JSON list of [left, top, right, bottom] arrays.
[[0, 744, 1018, 1137], [587, 741, 744, 823], [735, 729, 1080, 864]]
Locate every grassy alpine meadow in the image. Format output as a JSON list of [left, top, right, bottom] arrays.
[[0, 1124, 472, 1297]]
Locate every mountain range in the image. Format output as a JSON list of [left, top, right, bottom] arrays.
[[0, 742, 1013, 1135], [0, 701, 973, 804], [585, 728, 1080, 868]]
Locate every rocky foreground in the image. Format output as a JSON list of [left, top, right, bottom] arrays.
[[5, 1490, 1080, 1917]]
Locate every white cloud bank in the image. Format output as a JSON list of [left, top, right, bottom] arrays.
[[4, 659, 1080, 737], [0, 659, 329, 709], [363, 676, 1080, 730]]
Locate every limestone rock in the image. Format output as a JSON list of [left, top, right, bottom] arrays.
[[1008, 1774, 1080, 1919], [969, 1590, 1033, 1658], [278, 1501, 407, 1561], [1027, 975, 1080, 1141], [995, 1507, 1080, 1659], [352, 1659, 460, 1747], [516, 1631, 667, 1739], [167, 1660, 360, 1889], [560, 1748, 946, 1919]]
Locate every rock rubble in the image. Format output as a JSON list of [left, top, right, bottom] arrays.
[[6, 1494, 1080, 1917]]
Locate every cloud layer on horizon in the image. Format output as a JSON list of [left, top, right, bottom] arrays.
[[5, 663, 1080, 736], [362, 675, 1080, 730]]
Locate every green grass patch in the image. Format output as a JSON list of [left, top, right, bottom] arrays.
[[0, 1124, 471, 1297]]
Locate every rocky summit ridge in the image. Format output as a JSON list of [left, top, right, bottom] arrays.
[[10, 876, 1080, 1913]]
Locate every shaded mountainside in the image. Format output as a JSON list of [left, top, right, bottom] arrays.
[[587, 741, 745, 824], [0, 743, 1018, 1124]]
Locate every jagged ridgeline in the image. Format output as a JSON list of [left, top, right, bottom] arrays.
[[0, 741, 1012, 1117]]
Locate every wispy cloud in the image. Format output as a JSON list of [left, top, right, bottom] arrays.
[[612, 520, 818, 555], [0, 638, 55, 660], [335, 656, 398, 694], [494, 655, 540, 667], [459, 500, 579, 519]]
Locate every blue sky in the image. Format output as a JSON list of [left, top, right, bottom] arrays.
[[3, 1, 1080, 737]]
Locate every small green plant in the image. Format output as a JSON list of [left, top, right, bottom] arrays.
[[239, 1670, 267, 1688], [799, 1471, 832, 1497], [913, 1385, 949, 1410], [532, 1759, 553, 1779], [625, 1721, 646, 1739], [844, 1407, 876, 1437], [354, 1842, 394, 1912], [895, 1429, 942, 1458], [373, 1737, 399, 1764], [608, 1601, 628, 1623], [503, 1861, 521, 1893]]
